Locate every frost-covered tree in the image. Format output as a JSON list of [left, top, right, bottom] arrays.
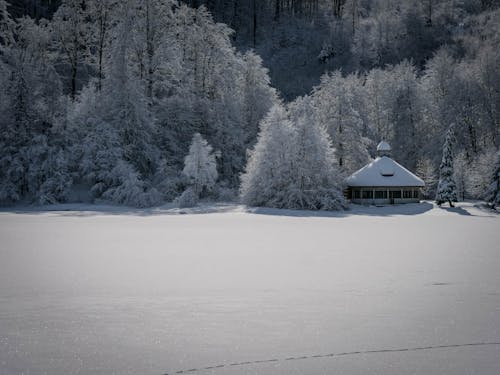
[[436, 128, 458, 207], [240, 51, 278, 148], [0, 0, 15, 49], [485, 150, 500, 209], [182, 133, 218, 196], [241, 100, 346, 210], [287, 96, 347, 210], [130, 0, 176, 100], [364, 68, 393, 141], [240, 104, 296, 207], [65, 2, 162, 207], [312, 71, 370, 175], [387, 60, 423, 170], [419, 49, 457, 162], [100, 1, 159, 177], [51, 0, 91, 100], [416, 158, 437, 199], [87, 0, 117, 91], [0, 13, 66, 205], [453, 151, 469, 201]]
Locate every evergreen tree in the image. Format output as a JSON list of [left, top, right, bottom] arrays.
[[241, 100, 346, 210], [436, 128, 458, 207], [182, 133, 218, 196], [287, 96, 347, 210], [485, 150, 500, 209], [240, 104, 296, 207]]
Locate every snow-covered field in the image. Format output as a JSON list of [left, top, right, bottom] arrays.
[[0, 202, 499, 375]]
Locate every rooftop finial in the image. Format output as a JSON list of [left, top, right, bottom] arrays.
[[377, 141, 391, 157]]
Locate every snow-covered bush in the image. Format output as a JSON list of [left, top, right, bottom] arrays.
[[176, 187, 198, 208], [102, 161, 161, 208], [213, 184, 238, 202], [182, 133, 218, 197], [153, 159, 184, 202], [37, 149, 73, 205]]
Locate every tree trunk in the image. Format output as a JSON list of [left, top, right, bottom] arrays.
[[332, 0, 344, 18], [252, 0, 257, 47], [71, 64, 77, 101]]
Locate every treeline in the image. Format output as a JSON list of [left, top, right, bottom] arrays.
[[6, 0, 500, 98], [0, 0, 498, 209], [183, 0, 500, 98], [0, 0, 277, 206], [242, 48, 499, 208]]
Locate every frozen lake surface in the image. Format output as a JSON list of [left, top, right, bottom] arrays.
[[0, 202, 499, 374]]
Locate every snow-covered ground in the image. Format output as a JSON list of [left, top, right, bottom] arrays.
[[0, 201, 499, 375]]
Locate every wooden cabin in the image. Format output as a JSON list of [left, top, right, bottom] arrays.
[[346, 142, 425, 205]]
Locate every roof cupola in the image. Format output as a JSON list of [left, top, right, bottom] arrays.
[[376, 141, 391, 157]]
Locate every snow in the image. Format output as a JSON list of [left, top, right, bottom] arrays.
[[347, 156, 425, 187], [0, 201, 499, 375]]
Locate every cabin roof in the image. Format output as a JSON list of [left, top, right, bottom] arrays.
[[346, 156, 425, 187]]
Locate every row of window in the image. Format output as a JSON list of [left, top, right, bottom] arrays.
[[353, 190, 419, 199]]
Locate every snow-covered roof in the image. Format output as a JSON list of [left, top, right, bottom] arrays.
[[346, 156, 425, 187], [377, 141, 391, 152]]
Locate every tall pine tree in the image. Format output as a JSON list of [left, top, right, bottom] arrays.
[[436, 127, 458, 207]]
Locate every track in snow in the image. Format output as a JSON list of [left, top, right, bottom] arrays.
[[163, 341, 500, 374]]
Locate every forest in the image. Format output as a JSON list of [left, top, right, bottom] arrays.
[[0, 0, 499, 208]]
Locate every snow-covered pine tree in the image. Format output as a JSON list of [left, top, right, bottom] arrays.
[[241, 100, 346, 211], [240, 104, 296, 207], [287, 96, 347, 210], [436, 127, 458, 207], [485, 150, 500, 209], [182, 133, 218, 197]]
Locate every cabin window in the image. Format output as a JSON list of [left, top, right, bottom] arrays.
[[413, 190, 419, 198], [391, 190, 402, 199], [362, 190, 373, 199], [403, 190, 412, 199], [354, 190, 360, 199], [375, 190, 387, 199]]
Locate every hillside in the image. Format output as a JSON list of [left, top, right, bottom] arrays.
[[1, 0, 498, 209]]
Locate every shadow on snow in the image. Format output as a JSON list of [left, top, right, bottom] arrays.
[[246, 202, 435, 218], [3, 201, 496, 218]]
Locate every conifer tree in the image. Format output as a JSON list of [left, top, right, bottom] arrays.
[[240, 104, 296, 207], [436, 128, 458, 207], [241, 99, 346, 210], [287, 97, 347, 210]]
